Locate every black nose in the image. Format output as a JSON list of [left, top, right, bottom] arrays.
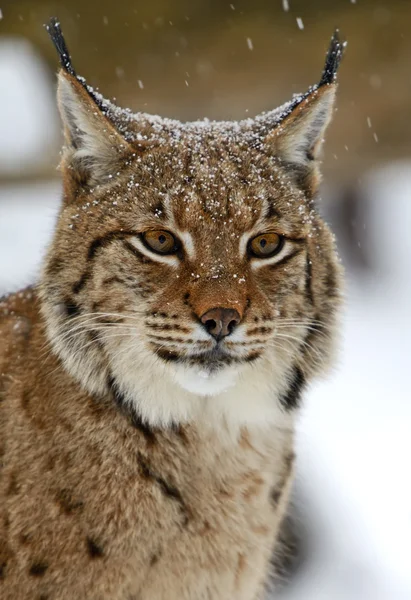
[[200, 307, 241, 340]]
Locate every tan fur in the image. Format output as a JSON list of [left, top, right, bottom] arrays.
[[0, 41, 343, 599]]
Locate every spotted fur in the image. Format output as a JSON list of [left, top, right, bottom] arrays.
[[0, 21, 344, 600]]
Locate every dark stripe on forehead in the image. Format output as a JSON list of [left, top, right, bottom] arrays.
[[279, 365, 306, 411], [264, 201, 281, 220], [151, 198, 165, 216]]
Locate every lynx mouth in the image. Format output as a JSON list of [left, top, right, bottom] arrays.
[[154, 345, 261, 368]]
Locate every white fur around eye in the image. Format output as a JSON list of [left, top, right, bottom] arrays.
[[239, 232, 251, 258], [177, 231, 195, 260], [128, 237, 179, 266]]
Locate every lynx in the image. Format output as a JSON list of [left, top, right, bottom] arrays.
[[0, 18, 344, 600]]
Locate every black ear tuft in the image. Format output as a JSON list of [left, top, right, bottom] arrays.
[[45, 17, 76, 77], [319, 29, 345, 87]]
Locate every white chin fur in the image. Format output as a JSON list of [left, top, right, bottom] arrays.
[[173, 364, 240, 396]]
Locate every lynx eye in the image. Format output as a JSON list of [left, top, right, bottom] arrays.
[[142, 230, 179, 255], [249, 233, 283, 258]]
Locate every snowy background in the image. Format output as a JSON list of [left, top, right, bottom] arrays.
[[1, 2, 411, 598]]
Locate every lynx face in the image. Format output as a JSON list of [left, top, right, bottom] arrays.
[[41, 23, 343, 427]]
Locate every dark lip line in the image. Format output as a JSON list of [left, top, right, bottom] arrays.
[[152, 344, 230, 359], [153, 345, 261, 366], [150, 339, 265, 354]]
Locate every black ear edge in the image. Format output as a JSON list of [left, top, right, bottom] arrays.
[[46, 18, 109, 113], [319, 29, 346, 87], [269, 29, 345, 131], [45, 17, 76, 77]]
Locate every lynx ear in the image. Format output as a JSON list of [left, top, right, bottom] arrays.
[[268, 31, 345, 197], [57, 72, 133, 185], [46, 18, 133, 186]]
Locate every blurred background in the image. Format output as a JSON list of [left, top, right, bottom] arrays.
[[1, 1, 410, 598]]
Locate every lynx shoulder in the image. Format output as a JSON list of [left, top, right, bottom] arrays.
[[0, 20, 344, 600]]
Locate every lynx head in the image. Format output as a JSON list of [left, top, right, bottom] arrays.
[[41, 19, 344, 429]]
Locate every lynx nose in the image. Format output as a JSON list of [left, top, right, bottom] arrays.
[[200, 307, 241, 341]]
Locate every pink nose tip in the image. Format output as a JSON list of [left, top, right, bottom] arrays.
[[200, 307, 241, 340]]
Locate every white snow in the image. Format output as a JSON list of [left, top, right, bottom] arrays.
[[0, 163, 410, 598], [0, 37, 59, 175], [296, 18, 304, 31], [0, 181, 60, 295]]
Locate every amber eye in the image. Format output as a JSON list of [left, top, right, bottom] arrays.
[[249, 233, 283, 258], [142, 230, 179, 255]]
